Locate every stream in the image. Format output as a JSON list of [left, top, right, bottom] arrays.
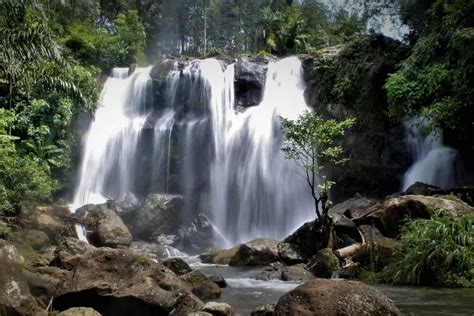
[[186, 257, 474, 315]]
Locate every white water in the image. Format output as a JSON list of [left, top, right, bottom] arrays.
[[71, 67, 152, 211], [71, 57, 313, 247], [402, 118, 463, 190]]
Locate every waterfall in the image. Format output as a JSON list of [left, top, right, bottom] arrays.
[[402, 117, 463, 190], [71, 67, 152, 210], [71, 57, 313, 247], [209, 57, 313, 245]]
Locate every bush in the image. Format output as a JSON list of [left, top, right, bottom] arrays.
[[382, 212, 474, 287]]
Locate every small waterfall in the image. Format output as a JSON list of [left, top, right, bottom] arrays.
[[71, 67, 152, 210], [402, 117, 463, 190]]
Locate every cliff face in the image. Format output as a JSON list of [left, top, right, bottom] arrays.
[[301, 35, 410, 201]]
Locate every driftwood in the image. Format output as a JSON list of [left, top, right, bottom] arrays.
[[334, 243, 363, 258]]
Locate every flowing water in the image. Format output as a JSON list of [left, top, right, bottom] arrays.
[[72, 57, 313, 246], [402, 117, 463, 190]]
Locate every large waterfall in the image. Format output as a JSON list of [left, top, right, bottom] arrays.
[[72, 57, 313, 246], [402, 118, 463, 190]]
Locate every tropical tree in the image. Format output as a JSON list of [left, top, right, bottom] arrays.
[[281, 111, 354, 240]]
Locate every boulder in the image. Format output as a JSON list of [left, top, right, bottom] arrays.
[[307, 248, 339, 278], [282, 221, 324, 261], [180, 270, 221, 301], [75, 205, 132, 247], [363, 195, 474, 237], [52, 237, 95, 269], [277, 242, 305, 265], [329, 197, 380, 220], [251, 304, 276, 316], [199, 246, 239, 265], [58, 307, 101, 316], [182, 214, 215, 254], [229, 238, 279, 267], [0, 241, 38, 315], [131, 194, 184, 242], [20, 205, 72, 242], [129, 241, 183, 260], [9, 229, 51, 251], [25, 266, 70, 307], [274, 279, 401, 315], [53, 247, 203, 315], [163, 258, 193, 276], [202, 302, 233, 316], [234, 57, 270, 108], [209, 276, 227, 288], [403, 182, 444, 196], [256, 263, 313, 282]]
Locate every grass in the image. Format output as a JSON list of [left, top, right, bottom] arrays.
[[381, 211, 473, 287]]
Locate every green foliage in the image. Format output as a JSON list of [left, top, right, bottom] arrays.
[[382, 213, 474, 287], [385, 0, 474, 140], [281, 110, 354, 217], [0, 220, 10, 238]]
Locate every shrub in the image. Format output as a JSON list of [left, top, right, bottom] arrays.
[[382, 212, 474, 287]]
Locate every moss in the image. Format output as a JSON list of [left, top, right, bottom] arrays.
[[357, 267, 378, 284], [0, 220, 10, 238]]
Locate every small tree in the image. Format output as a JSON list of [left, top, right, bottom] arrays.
[[281, 110, 354, 239]]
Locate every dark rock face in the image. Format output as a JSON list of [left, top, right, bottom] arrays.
[[282, 221, 323, 261], [274, 278, 401, 316], [209, 275, 227, 288], [229, 238, 279, 267], [277, 242, 305, 265], [75, 205, 132, 248], [234, 57, 270, 109], [183, 214, 216, 254], [53, 247, 203, 315]]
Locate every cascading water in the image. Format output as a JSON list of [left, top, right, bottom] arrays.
[[72, 56, 313, 247], [402, 117, 463, 190], [71, 67, 152, 210], [209, 57, 313, 245]]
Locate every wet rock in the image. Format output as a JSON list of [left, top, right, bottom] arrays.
[[229, 238, 279, 267], [76, 205, 132, 247], [54, 247, 203, 315], [403, 182, 444, 196], [256, 263, 312, 282], [199, 246, 239, 265], [131, 194, 184, 242], [183, 214, 215, 254], [58, 307, 101, 316], [202, 302, 234, 316], [163, 257, 192, 276], [307, 248, 339, 278], [274, 278, 401, 316], [277, 242, 305, 265], [209, 276, 227, 288], [235, 57, 270, 108], [363, 195, 474, 237], [180, 270, 221, 301], [251, 304, 275, 316], [0, 241, 38, 315]]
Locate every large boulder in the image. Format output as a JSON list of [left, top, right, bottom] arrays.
[[256, 263, 313, 282], [307, 248, 339, 278], [229, 238, 279, 267], [53, 247, 203, 315], [20, 204, 72, 242], [25, 266, 70, 307], [58, 307, 101, 316], [180, 270, 221, 301], [182, 214, 216, 254], [0, 241, 38, 315], [277, 242, 305, 265], [282, 221, 323, 261], [130, 194, 184, 242], [202, 302, 234, 316], [52, 237, 95, 269], [329, 197, 380, 221], [9, 229, 51, 251], [163, 258, 193, 276], [274, 279, 401, 315], [199, 246, 239, 265], [75, 205, 132, 247], [234, 57, 270, 109], [362, 195, 474, 237]]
